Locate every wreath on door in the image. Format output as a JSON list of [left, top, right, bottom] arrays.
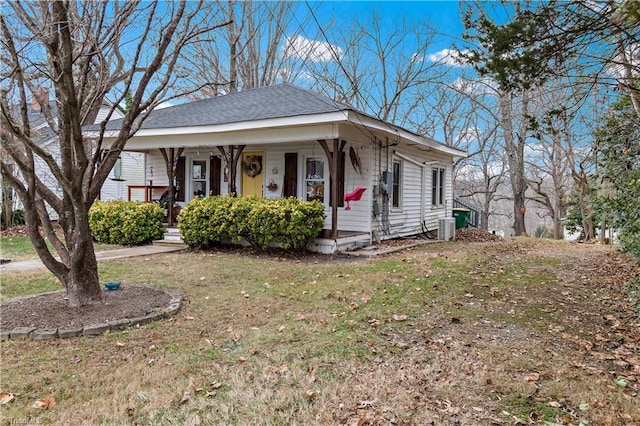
[[242, 155, 263, 177]]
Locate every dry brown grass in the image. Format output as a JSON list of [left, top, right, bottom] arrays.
[[1, 239, 639, 425]]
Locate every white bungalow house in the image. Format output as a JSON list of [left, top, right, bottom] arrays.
[[89, 84, 466, 253], [1, 90, 145, 219]]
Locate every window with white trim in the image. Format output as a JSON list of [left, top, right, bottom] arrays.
[[305, 157, 325, 202], [431, 166, 445, 207], [392, 159, 401, 208]]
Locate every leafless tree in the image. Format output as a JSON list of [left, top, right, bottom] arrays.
[[182, 0, 305, 96], [455, 123, 504, 230], [525, 85, 585, 240], [176, 1, 307, 195], [442, 75, 530, 235], [1, 1, 227, 307], [302, 9, 446, 125]]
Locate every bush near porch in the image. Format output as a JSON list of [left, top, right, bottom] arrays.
[[178, 196, 325, 251], [89, 200, 165, 246]]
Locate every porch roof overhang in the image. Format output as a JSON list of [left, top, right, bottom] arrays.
[[88, 111, 345, 151], [89, 109, 466, 158]]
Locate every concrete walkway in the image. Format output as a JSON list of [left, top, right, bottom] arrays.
[[0, 244, 186, 273]]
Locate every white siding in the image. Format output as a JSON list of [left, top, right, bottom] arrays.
[[100, 152, 146, 201], [34, 138, 62, 219], [94, 104, 124, 123], [371, 142, 454, 239], [143, 137, 456, 238], [142, 153, 171, 202]]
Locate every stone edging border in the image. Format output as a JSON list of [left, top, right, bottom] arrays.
[[0, 285, 183, 341]]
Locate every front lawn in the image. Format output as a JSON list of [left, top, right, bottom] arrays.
[[0, 234, 124, 262], [1, 239, 638, 425]]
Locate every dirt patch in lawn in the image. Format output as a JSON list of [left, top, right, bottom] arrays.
[[0, 286, 171, 330]]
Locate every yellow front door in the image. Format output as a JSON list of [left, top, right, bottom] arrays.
[[241, 152, 264, 197]]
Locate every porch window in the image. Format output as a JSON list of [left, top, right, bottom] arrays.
[[432, 166, 445, 207], [192, 160, 207, 197], [392, 159, 401, 208], [305, 157, 325, 202]]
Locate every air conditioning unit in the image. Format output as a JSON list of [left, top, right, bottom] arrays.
[[438, 218, 455, 241]]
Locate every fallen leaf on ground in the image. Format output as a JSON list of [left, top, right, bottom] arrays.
[[33, 396, 56, 409], [524, 372, 540, 382], [393, 314, 408, 321], [180, 381, 198, 404], [265, 364, 289, 374], [0, 392, 15, 404]]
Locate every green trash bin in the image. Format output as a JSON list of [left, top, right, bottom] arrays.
[[452, 208, 470, 229]]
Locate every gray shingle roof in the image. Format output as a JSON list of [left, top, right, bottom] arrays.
[[98, 84, 354, 130]]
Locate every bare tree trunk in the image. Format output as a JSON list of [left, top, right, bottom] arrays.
[[218, 145, 245, 196], [498, 90, 528, 236], [160, 148, 185, 226], [227, 0, 238, 93], [66, 234, 101, 307], [617, 36, 640, 122], [552, 204, 564, 239], [573, 170, 594, 240]]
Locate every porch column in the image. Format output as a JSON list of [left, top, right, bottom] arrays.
[[318, 139, 346, 239], [160, 147, 184, 226]]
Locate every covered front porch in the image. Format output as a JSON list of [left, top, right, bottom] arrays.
[[136, 136, 371, 242]]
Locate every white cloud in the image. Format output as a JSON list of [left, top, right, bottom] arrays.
[[457, 160, 505, 181], [283, 35, 343, 63], [427, 48, 469, 67], [456, 126, 482, 145]]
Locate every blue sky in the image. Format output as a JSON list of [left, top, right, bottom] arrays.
[[307, 1, 467, 55]]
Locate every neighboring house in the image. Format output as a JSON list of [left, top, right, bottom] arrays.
[[2, 90, 146, 217], [90, 84, 466, 253]]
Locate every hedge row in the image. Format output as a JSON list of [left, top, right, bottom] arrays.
[[178, 196, 325, 251], [89, 201, 165, 246]]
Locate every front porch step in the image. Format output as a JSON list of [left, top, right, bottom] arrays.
[[153, 228, 186, 247]]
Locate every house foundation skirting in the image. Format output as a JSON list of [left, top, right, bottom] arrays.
[[308, 232, 371, 254], [156, 228, 371, 254]]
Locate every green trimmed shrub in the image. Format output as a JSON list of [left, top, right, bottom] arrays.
[[269, 197, 325, 251], [89, 200, 165, 246], [177, 196, 237, 247], [178, 196, 325, 251]]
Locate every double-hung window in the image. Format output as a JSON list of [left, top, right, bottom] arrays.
[[305, 157, 325, 202], [391, 159, 401, 208], [431, 166, 445, 207]]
